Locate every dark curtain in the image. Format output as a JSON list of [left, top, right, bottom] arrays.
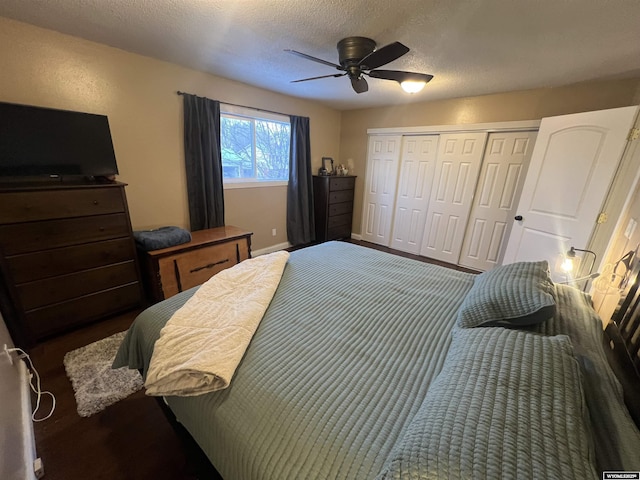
[[183, 94, 225, 230], [287, 115, 315, 246]]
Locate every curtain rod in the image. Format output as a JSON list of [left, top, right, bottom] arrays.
[[176, 91, 291, 118]]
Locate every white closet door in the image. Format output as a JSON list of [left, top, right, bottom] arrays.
[[361, 135, 402, 246], [458, 131, 537, 271], [503, 106, 638, 280], [390, 135, 438, 254], [420, 132, 488, 263]]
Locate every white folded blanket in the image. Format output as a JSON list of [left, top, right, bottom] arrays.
[[144, 250, 290, 396]]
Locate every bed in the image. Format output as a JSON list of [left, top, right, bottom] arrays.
[[113, 241, 640, 479]]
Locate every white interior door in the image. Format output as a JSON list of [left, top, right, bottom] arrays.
[[503, 106, 639, 281], [420, 132, 488, 263], [459, 131, 538, 271], [361, 135, 402, 246], [390, 135, 438, 254]]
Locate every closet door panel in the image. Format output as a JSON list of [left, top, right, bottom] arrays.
[[459, 131, 537, 271], [361, 135, 402, 246], [420, 132, 488, 263], [390, 135, 438, 254]]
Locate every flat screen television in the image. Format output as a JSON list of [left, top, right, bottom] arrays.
[[0, 102, 119, 178]]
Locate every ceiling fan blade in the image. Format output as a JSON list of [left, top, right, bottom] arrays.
[[358, 42, 409, 70], [351, 76, 368, 94], [291, 73, 346, 83], [285, 49, 343, 70], [368, 70, 434, 83]]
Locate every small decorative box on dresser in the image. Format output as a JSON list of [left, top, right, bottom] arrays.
[[139, 225, 253, 304], [313, 175, 357, 242], [0, 181, 143, 347]]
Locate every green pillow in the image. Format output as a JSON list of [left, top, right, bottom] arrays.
[[457, 261, 556, 328]]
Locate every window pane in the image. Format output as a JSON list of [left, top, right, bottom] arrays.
[[221, 112, 290, 182], [221, 116, 254, 179], [255, 120, 290, 180]]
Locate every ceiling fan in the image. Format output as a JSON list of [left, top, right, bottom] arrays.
[[285, 36, 433, 94]]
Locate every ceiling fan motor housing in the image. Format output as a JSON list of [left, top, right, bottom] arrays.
[[337, 37, 376, 67]]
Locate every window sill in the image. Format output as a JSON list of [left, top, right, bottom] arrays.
[[223, 180, 288, 190]]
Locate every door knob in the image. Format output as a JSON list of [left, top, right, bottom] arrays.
[[514, 215, 523, 221]]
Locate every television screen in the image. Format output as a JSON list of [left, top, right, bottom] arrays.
[[0, 102, 119, 177]]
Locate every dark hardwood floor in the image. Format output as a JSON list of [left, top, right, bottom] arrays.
[[29, 310, 208, 480], [27, 240, 478, 480]]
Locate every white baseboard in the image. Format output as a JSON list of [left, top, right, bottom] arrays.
[[253, 235, 360, 256], [252, 241, 291, 257]]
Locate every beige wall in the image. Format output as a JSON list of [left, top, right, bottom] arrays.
[[3, 16, 640, 251], [341, 78, 640, 234], [0, 17, 342, 251]]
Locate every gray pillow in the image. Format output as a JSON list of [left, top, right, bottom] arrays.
[[457, 260, 555, 328], [377, 327, 597, 479]]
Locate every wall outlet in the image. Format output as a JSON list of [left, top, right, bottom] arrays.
[[272, 228, 277, 236], [624, 218, 637, 240]]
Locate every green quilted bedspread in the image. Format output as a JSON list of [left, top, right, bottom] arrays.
[[114, 241, 475, 479]]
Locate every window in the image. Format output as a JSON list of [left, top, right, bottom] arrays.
[[220, 104, 290, 186]]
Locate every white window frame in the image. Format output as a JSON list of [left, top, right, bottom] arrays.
[[220, 104, 290, 189]]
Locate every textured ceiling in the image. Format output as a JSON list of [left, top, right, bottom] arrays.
[[1, 0, 640, 110]]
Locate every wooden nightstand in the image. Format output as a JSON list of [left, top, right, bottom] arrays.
[[139, 225, 252, 303]]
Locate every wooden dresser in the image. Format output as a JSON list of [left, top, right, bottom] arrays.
[[313, 175, 357, 242], [0, 181, 142, 346], [139, 226, 253, 303]]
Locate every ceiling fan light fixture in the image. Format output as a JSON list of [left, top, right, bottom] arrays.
[[400, 80, 426, 94], [286, 37, 433, 95]]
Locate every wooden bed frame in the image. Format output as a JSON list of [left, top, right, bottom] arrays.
[[607, 263, 640, 428]]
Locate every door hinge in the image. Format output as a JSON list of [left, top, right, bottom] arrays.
[[597, 212, 608, 224], [629, 128, 640, 141]]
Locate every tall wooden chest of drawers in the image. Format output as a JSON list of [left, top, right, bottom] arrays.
[[139, 226, 253, 304], [313, 175, 357, 242], [0, 181, 142, 346]]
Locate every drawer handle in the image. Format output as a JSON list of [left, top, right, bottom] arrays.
[[93, 200, 99, 205], [190, 258, 229, 273]]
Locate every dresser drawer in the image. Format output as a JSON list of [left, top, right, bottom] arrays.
[[7, 238, 136, 284], [157, 240, 248, 298], [17, 261, 138, 310], [329, 177, 356, 191], [0, 187, 125, 224], [329, 202, 353, 216], [0, 213, 131, 255], [328, 213, 352, 228], [25, 282, 141, 340], [329, 190, 354, 204], [327, 224, 352, 240]]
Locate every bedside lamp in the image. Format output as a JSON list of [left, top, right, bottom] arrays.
[[565, 246, 598, 292]]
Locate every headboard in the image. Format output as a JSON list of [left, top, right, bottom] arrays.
[[605, 258, 640, 427]]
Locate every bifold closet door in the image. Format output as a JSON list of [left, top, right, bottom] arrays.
[[361, 135, 402, 246], [458, 131, 538, 271], [420, 132, 488, 263], [390, 135, 438, 254]]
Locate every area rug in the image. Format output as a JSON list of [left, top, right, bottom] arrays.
[[63, 331, 143, 417]]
